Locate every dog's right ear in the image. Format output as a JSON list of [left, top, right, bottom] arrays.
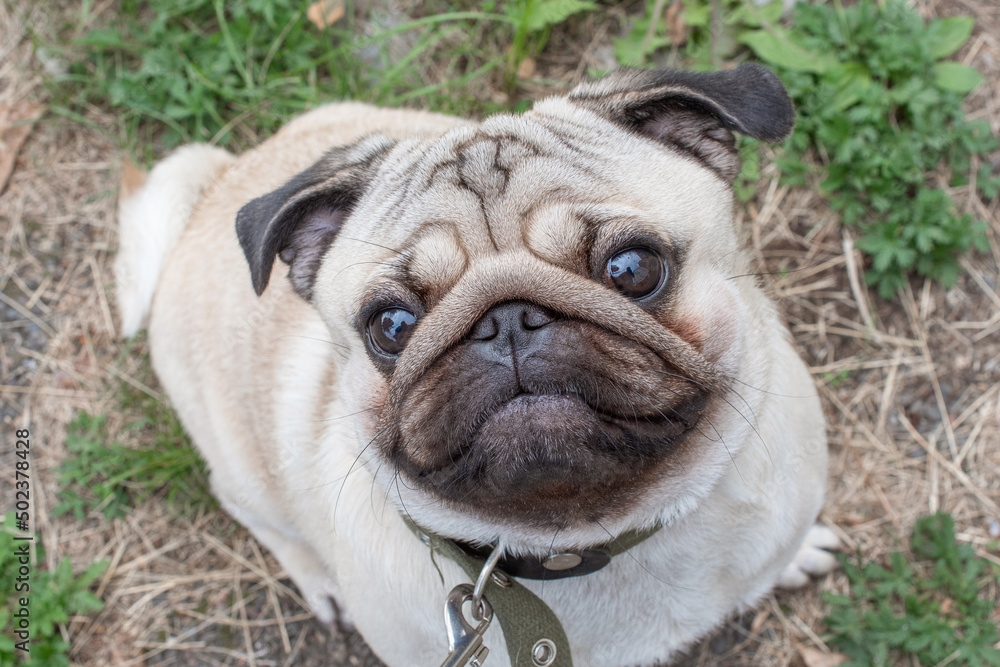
[[236, 135, 395, 299]]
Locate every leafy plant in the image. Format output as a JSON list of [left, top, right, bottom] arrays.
[[48, 0, 516, 151], [505, 0, 596, 82], [614, 0, 782, 69], [739, 0, 997, 297], [615, 0, 681, 67], [0, 514, 106, 667], [54, 401, 215, 520], [824, 513, 1000, 666]]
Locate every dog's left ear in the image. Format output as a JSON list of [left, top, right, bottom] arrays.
[[236, 135, 395, 299], [568, 64, 794, 181]]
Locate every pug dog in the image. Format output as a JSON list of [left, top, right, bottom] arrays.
[[116, 64, 840, 666]]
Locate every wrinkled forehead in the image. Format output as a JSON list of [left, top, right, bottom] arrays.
[[335, 106, 733, 297]]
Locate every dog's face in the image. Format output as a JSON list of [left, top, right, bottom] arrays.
[[237, 66, 794, 548]]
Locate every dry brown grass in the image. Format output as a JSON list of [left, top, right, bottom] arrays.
[[1, 0, 998, 665]]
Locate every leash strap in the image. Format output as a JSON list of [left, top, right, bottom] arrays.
[[409, 522, 574, 667], [406, 516, 662, 667]]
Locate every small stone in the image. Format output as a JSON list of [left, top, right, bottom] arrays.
[[517, 57, 536, 80], [35, 48, 68, 76]]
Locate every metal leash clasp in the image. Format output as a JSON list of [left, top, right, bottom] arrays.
[[440, 583, 493, 667], [439, 546, 503, 667]]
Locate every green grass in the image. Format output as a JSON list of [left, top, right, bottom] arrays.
[[502, 0, 597, 86], [42, 0, 567, 154], [53, 368, 215, 520], [824, 513, 1000, 666], [0, 515, 106, 667]]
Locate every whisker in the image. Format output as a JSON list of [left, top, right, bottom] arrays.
[[394, 474, 420, 532], [540, 526, 563, 597], [339, 236, 405, 256], [314, 407, 376, 424], [332, 424, 392, 527], [274, 334, 350, 352], [371, 459, 385, 523], [609, 376, 720, 444], [651, 369, 758, 429], [330, 260, 399, 283], [395, 468, 420, 492], [622, 380, 744, 483], [650, 369, 772, 466], [382, 469, 401, 524], [730, 375, 813, 399], [726, 261, 825, 281]]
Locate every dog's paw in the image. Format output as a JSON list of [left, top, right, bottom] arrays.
[[775, 524, 842, 589], [229, 512, 355, 631], [299, 573, 355, 632]]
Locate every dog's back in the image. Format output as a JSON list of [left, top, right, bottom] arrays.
[[115, 145, 236, 336]]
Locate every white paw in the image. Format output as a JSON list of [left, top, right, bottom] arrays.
[[297, 573, 355, 631], [775, 524, 842, 589]]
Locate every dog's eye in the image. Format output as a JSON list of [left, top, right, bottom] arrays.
[[368, 308, 417, 355], [606, 248, 665, 299]]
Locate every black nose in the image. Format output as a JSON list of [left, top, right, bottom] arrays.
[[468, 301, 555, 365]]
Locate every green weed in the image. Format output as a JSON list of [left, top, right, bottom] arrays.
[[615, 0, 679, 67], [47, 0, 519, 151], [825, 513, 1000, 666], [821, 369, 852, 387], [0, 514, 106, 667], [740, 0, 997, 297], [503, 0, 596, 84], [614, 0, 783, 69], [54, 380, 215, 519]]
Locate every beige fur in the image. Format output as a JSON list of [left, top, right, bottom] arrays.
[[119, 76, 837, 666]]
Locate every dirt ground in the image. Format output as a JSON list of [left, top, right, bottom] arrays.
[[1, 0, 998, 665]]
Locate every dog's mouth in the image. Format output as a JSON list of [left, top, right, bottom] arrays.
[[471, 390, 700, 453], [381, 319, 712, 526], [481, 392, 611, 430]]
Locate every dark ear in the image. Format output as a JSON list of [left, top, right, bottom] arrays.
[[236, 135, 395, 299], [568, 64, 794, 181]]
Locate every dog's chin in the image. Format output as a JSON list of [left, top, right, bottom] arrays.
[[392, 389, 709, 528]]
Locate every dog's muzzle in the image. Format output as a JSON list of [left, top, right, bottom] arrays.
[[385, 297, 711, 526]]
